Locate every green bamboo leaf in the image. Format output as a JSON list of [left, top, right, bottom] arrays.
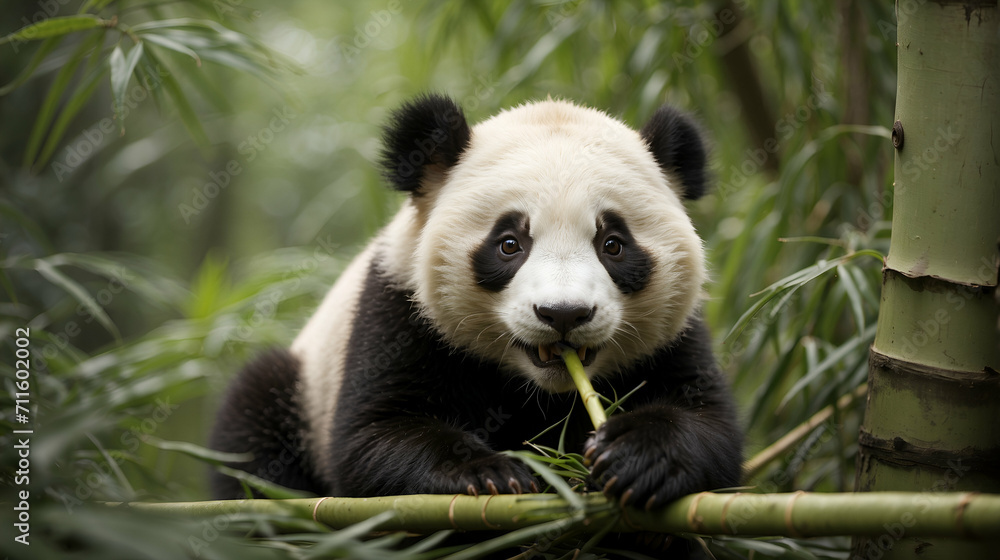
[[34, 257, 122, 343], [129, 18, 261, 51], [195, 48, 283, 90], [134, 59, 166, 114], [44, 252, 189, 311], [837, 263, 867, 332], [23, 31, 103, 168], [777, 125, 892, 199], [556, 397, 575, 454], [723, 537, 809, 557], [778, 324, 877, 409], [0, 199, 54, 252], [86, 432, 135, 494], [501, 15, 580, 91], [0, 35, 64, 96], [131, 18, 295, 72], [140, 435, 252, 465], [394, 530, 455, 555], [521, 446, 589, 477], [0, 269, 17, 305], [109, 42, 144, 130], [747, 332, 803, 428], [803, 337, 820, 379], [304, 511, 397, 554], [215, 465, 315, 499], [173, 54, 233, 114], [630, 26, 664, 74], [602, 379, 646, 416], [725, 250, 883, 342], [78, 0, 117, 13], [525, 409, 574, 447], [0, 15, 105, 45], [508, 451, 583, 510], [142, 51, 210, 148], [140, 29, 220, 51], [139, 33, 201, 66], [443, 516, 588, 560], [103, 361, 208, 408], [35, 46, 110, 168]]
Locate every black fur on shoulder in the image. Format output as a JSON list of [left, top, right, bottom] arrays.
[[379, 94, 471, 194], [208, 349, 322, 499], [639, 106, 708, 200]]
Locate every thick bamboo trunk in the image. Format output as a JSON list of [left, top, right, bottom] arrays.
[[853, 2, 1000, 558]]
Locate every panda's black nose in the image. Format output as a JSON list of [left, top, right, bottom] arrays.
[[534, 304, 596, 335]]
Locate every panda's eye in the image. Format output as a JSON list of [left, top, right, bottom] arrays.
[[603, 237, 623, 256], [500, 237, 522, 256]]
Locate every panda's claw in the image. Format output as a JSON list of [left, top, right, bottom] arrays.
[[451, 452, 539, 497], [602, 475, 619, 494], [644, 494, 658, 512], [592, 449, 613, 472], [620, 488, 634, 507], [509, 477, 523, 494]]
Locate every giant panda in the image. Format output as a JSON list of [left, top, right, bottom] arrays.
[[209, 94, 743, 514]]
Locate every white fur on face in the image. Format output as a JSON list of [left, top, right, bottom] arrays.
[[409, 100, 706, 392]]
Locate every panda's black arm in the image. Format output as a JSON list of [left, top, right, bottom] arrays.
[[329, 411, 538, 497], [328, 263, 541, 497], [586, 317, 744, 510]]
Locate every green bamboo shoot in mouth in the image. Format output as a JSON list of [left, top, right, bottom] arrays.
[[558, 343, 606, 429]]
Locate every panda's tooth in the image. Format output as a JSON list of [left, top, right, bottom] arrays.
[[538, 344, 550, 362], [551, 344, 562, 357], [578, 346, 587, 361]]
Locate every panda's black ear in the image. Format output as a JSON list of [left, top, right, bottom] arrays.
[[639, 106, 708, 200], [379, 94, 471, 194]]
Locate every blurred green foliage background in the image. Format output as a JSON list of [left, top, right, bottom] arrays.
[[1, 0, 899, 557]]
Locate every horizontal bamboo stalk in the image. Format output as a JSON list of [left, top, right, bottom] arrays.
[[107, 491, 1000, 539]]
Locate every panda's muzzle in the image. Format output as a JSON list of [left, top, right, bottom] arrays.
[[526, 304, 597, 368], [528, 342, 595, 369]]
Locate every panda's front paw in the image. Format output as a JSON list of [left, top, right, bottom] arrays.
[[445, 454, 540, 496], [584, 408, 718, 510]]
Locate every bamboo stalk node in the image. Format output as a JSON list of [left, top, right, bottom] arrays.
[[312, 496, 328, 523], [481, 494, 501, 529], [955, 491, 979, 538], [448, 494, 461, 530], [720, 492, 742, 533], [784, 490, 806, 538], [686, 491, 711, 533]]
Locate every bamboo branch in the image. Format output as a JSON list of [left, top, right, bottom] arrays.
[[107, 491, 1000, 539], [742, 384, 868, 480], [560, 347, 606, 429]]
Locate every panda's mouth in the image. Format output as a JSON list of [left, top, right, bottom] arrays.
[[525, 342, 595, 369]]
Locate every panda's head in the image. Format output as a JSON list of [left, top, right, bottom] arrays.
[[380, 95, 708, 393]]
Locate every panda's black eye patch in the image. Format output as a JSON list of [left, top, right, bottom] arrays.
[[472, 212, 532, 292], [595, 211, 652, 294]]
